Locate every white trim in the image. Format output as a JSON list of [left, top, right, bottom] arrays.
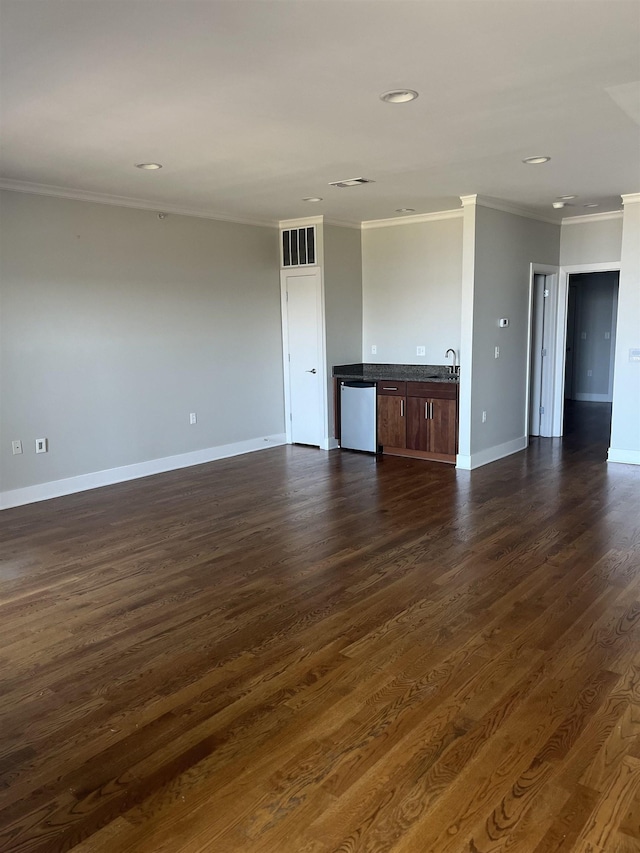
[[561, 210, 623, 225], [0, 434, 287, 510], [621, 193, 640, 205], [279, 215, 324, 228], [456, 436, 527, 471], [0, 179, 277, 228], [322, 438, 340, 451], [361, 209, 462, 229], [608, 448, 640, 465], [462, 194, 559, 225]]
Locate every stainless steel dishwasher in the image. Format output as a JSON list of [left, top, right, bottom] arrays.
[[340, 381, 377, 453]]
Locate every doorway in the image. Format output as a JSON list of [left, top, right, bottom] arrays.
[[562, 270, 619, 440], [527, 267, 559, 438]]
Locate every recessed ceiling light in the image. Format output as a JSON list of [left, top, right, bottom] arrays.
[[395, 208, 416, 213], [552, 201, 566, 209], [135, 163, 162, 170], [557, 195, 577, 200], [584, 203, 599, 208], [380, 89, 419, 104], [522, 156, 551, 165], [303, 197, 323, 203]]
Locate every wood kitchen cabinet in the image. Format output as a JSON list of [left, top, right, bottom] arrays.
[[377, 380, 458, 463], [376, 382, 406, 447]]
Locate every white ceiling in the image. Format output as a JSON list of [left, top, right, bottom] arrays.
[[1, 0, 639, 226]]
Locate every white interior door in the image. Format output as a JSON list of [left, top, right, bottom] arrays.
[[283, 270, 323, 446], [529, 272, 555, 437]]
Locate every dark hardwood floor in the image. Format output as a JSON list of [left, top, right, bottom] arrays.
[[1, 405, 639, 852]]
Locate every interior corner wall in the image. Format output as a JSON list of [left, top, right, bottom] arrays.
[[0, 191, 285, 502], [323, 224, 363, 440], [361, 218, 463, 365], [467, 206, 561, 463], [609, 199, 640, 463]]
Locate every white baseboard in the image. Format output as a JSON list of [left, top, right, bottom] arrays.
[[607, 447, 640, 465], [571, 393, 612, 403], [322, 437, 340, 451], [0, 434, 287, 510], [456, 435, 527, 471]]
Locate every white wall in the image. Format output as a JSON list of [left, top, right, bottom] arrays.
[[361, 216, 463, 365], [459, 202, 561, 466], [609, 195, 640, 464], [560, 215, 623, 266], [0, 191, 285, 504], [323, 224, 363, 440]]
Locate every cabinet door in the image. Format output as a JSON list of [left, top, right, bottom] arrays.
[[406, 396, 430, 451], [377, 395, 406, 447], [429, 398, 457, 455]]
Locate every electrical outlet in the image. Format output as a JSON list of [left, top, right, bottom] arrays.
[[35, 438, 48, 454], [581, 331, 587, 340], [189, 412, 197, 425], [416, 346, 426, 356], [371, 345, 377, 355], [604, 332, 610, 340], [482, 411, 487, 423], [12, 440, 23, 455], [494, 346, 500, 359]]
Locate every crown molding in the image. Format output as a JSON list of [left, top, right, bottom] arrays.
[[361, 208, 463, 230], [0, 179, 279, 228], [621, 192, 640, 205], [561, 210, 624, 225], [323, 217, 361, 229], [279, 214, 324, 229], [462, 194, 559, 225]]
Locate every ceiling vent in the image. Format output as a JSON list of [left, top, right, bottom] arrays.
[[328, 177, 375, 188], [281, 226, 316, 268]]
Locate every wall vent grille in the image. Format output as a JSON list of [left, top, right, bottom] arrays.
[[281, 226, 316, 267]]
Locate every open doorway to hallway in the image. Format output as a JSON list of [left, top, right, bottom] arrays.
[[563, 271, 619, 444]]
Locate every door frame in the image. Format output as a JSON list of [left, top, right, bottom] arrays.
[[280, 266, 329, 447], [555, 261, 621, 434]]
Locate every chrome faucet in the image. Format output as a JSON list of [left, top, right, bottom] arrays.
[[445, 348, 458, 375]]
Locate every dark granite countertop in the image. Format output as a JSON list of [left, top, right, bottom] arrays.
[[333, 362, 459, 383]]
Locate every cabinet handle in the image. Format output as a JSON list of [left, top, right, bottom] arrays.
[[425, 402, 429, 420], [383, 386, 398, 390], [430, 402, 434, 419], [400, 399, 404, 417]]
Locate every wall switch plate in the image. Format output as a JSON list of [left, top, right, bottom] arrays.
[[189, 412, 197, 425], [12, 440, 23, 455], [581, 331, 587, 340], [371, 345, 377, 355], [629, 349, 640, 362], [494, 346, 500, 358], [416, 346, 426, 356], [35, 438, 48, 453], [604, 331, 610, 340], [587, 369, 593, 377], [482, 411, 487, 423]]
